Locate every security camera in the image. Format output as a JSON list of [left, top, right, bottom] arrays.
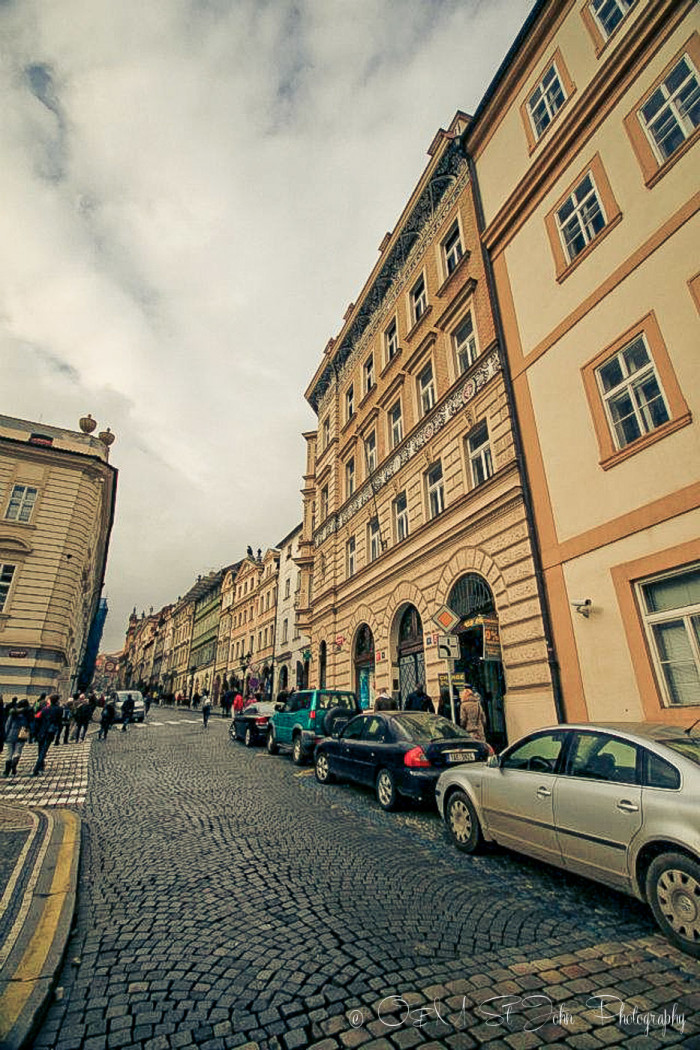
[[571, 598, 592, 617]]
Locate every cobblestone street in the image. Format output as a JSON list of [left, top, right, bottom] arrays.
[[33, 710, 699, 1050]]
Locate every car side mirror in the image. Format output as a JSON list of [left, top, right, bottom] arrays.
[[486, 754, 501, 769]]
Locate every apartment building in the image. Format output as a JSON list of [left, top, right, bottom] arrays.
[[275, 524, 311, 692]]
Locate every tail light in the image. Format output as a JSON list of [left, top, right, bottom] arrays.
[[486, 743, 495, 756], [404, 746, 431, 768], [309, 710, 316, 720], [255, 718, 268, 726]]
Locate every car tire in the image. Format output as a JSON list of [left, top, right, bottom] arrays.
[[376, 768, 398, 811], [267, 727, 279, 755], [292, 734, 306, 766], [323, 706, 352, 737], [646, 852, 700, 958], [315, 751, 335, 784], [244, 726, 253, 748], [445, 789, 483, 854]]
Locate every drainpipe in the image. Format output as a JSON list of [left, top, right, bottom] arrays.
[[461, 138, 566, 725]]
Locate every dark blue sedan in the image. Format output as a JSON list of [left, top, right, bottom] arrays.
[[314, 711, 491, 811]]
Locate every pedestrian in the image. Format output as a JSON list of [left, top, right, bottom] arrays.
[[121, 693, 135, 731], [459, 685, 487, 743], [202, 690, 212, 728], [54, 699, 71, 745], [144, 693, 152, 716], [404, 682, 434, 713], [192, 690, 200, 709], [3, 699, 32, 776], [73, 696, 96, 742], [98, 698, 116, 740], [29, 693, 48, 743], [374, 688, 397, 711], [233, 691, 244, 715], [32, 694, 63, 776]]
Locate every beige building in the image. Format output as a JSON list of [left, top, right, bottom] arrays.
[[275, 524, 311, 692], [468, 0, 700, 724], [0, 414, 117, 698], [300, 113, 561, 742]]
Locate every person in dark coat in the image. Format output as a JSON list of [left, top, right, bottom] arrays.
[[32, 694, 63, 775], [73, 697, 96, 742], [4, 700, 32, 776], [56, 700, 72, 745], [121, 693, 135, 731], [374, 689, 397, 711], [404, 682, 434, 712], [98, 699, 116, 740]]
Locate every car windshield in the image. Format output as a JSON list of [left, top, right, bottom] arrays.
[[391, 713, 472, 742], [661, 737, 700, 767]]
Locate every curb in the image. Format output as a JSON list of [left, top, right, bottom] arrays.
[[0, 807, 81, 1050]]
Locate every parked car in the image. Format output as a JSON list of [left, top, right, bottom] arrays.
[[267, 689, 359, 764], [436, 722, 700, 957], [315, 711, 491, 811], [109, 690, 146, 723], [230, 701, 276, 747]]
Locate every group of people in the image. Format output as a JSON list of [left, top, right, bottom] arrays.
[[373, 681, 488, 742]]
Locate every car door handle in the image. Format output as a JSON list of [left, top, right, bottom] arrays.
[[536, 786, 551, 798], [617, 800, 639, 813]]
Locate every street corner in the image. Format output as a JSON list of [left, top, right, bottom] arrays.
[[0, 807, 81, 1050]]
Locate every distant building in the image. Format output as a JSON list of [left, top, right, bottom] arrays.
[[0, 414, 117, 698], [274, 524, 311, 692]]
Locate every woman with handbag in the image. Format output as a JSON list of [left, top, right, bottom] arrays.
[[3, 698, 32, 776]]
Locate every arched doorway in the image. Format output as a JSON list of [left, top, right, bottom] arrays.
[[396, 605, 424, 709], [354, 624, 375, 709], [279, 664, 289, 690], [448, 573, 506, 747], [296, 660, 305, 688], [319, 641, 327, 689]]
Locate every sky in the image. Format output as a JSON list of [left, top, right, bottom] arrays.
[[1, 0, 535, 652]]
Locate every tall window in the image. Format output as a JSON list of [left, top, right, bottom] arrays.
[[590, 0, 637, 40], [346, 457, 355, 498], [364, 354, 375, 395], [418, 363, 436, 416], [389, 401, 403, 448], [346, 536, 356, 578], [467, 422, 495, 486], [368, 518, 381, 562], [5, 485, 38, 523], [555, 172, 606, 264], [322, 416, 330, 450], [596, 334, 670, 450], [442, 223, 463, 275], [282, 619, 288, 644], [285, 578, 291, 599], [411, 274, 427, 325], [638, 55, 700, 164], [527, 62, 566, 139], [320, 485, 329, 521], [426, 462, 445, 519], [0, 564, 15, 612], [365, 431, 376, 474], [385, 318, 398, 362], [639, 565, 700, 707], [345, 384, 355, 422], [394, 492, 408, 543], [454, 313, 479, 374]]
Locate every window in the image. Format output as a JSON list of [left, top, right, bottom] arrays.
[[410, 274, 427, 325], [385, 318, 399, 362], [322, 416, 330, 450], [296, 570, 301, 592], [5, 485, 38, 523], [590, 0, 637, 41], [596, 334, 670, 450], [555, 171, 606, 264], [365, 432, 376, 474], [418, 363, 436, 416], [454, 313, 479, 374], [468, 422, 494, 486], [568, 732, 638, 784], [394, 492, 408, 543], [346, 457, 355, 498], [364, 355, 375, 395], [638, 54, 700, 165], [546, 155, 621, 279], [502, 731, 564, 772], [368, 518, 381, 562], [639, 565, 700, 707], [345, 384, 354, 422], [282, 619, 288, 644], [442, 223, 463, 276], [346, 536, 356, 578], [0, 563, 15, 612], [426, 462, 445, 519], [389, 401, 403, 449], [527, 62, 566, 139], [320, 485, 329, 521]]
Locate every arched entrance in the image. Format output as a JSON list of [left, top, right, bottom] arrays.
[[448, 573, 506, 747], [354, 624, 375, 709], [396, 605, 424, 709], [279, 664, 289, 690]]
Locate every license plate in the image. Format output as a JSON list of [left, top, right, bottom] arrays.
[[446, 751, 476, 763]]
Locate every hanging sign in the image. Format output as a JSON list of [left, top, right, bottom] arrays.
[[438, 672, 466, 692]]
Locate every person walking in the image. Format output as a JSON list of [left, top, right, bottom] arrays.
[[202, 690, 212, 728], [73, 696, 96, 742], [3, 699, 32, 776], [459, 685, 487, 743], [404, 682, 434, 713], [374, 688, 397, 711], [121, 693, 135, 731], [32, 694, 63, 776], [98, 698, 116, 740]]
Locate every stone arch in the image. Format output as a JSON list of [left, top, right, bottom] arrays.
[[378, 582, 426, 643], [344, 603, 377, 651], [436, 547, 509, 615]]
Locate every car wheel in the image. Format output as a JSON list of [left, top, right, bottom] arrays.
[[445, 789, 482, 854], [646, 852, 700, 958], [376, 768, 398, 811], [267, 727, 279, 755], [315, 751, 334, 784], [244, 726, 253, 748], [292, 735, 306, 766]]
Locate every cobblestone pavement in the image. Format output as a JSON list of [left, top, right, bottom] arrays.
[[0, 736, 92, 807], [33, 709, 700, 1050]]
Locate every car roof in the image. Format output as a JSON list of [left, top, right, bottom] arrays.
[[523, 722, 698, 743]]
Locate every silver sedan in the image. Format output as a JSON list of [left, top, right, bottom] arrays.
[[435, 722, 700, 957]]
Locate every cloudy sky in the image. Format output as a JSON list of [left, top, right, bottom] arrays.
[[2, 0, 534, 651]]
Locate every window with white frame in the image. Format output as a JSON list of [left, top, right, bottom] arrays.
[[442, 223, 463, 276], [5, 485, 38, 523], [346, 383, 355, 422], [639, 565, 700, 707], [411, 274, 427, 325], [596, 334, 670, 449], [527, 62, 567, 140], [638, 55, 700, 164], [389, 401, 403, 448], [346, 536, 356, 578], [590, 0, 637, 40], [322, 416, 330, 450], [0, 563, 15, 612], [555, 172, 607, 263], [394, 492, 408, 543], [418, 362, 436, 416], [365, 431, 376, 474], [320, 485, 328, 521], [467, 422, 495, 487], [454, 313, 479, 374], [364, 354, 375, 395], [346, 457, 355, 498], [426, 462, 445, 518], [368, 518, 381, 562], [385, 318, 398, 362]]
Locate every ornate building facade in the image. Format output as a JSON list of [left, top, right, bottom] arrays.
[[274, 524, 311, 692]]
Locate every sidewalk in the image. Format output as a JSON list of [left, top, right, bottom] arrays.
[[0, 801, 81, 1050]]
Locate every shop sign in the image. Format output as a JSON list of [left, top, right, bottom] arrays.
[[483, 617, 501, 661], [9, 649, 28, 658], [438, 672, 466, 692]]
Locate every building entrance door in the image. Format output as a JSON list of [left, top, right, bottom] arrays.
[[354, 624, 375, 709], [396, 605, 425, 709]]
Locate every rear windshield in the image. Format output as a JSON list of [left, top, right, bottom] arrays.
[[316, 692, 356, 711], [392, 714, 472, 742], [661, 737, 700, 767]]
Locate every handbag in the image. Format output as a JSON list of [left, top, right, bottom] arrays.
[[18, 726, 29, 742]]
